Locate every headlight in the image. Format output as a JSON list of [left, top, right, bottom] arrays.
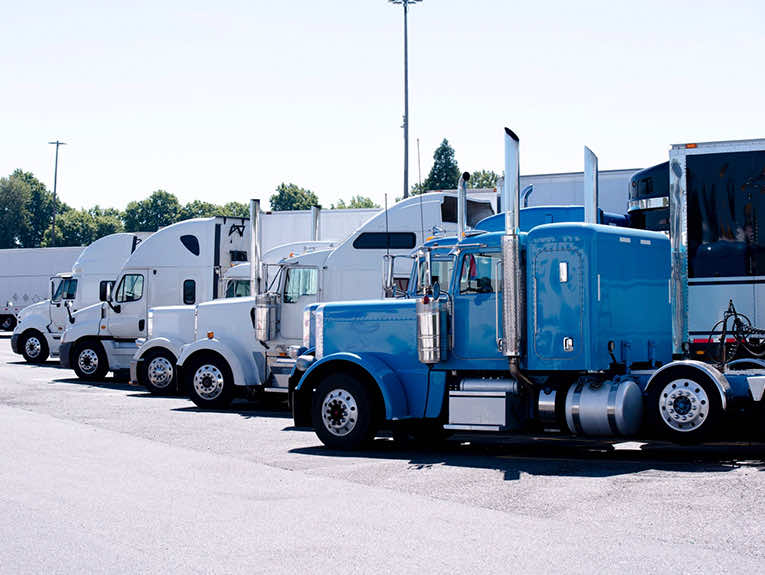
[[315, 307, 324, 359], [302, 308, 311, 348]]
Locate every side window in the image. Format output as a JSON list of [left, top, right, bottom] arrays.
[[115, 274, 144, 303], [284, 268, 318, 303], [180, 235, 200, 256], [459, 253, 499, 294], [235, 280, 250, 297], [51, 279, 64, 302], [352, 232, 416, 250], [230, 250, 248, 262], [183, 279, 196, 304], [62, 279, 78, 300]]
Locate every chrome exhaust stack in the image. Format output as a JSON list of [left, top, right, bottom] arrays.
[[501, 127, 523, 361], [249, 199, 261, 295], [457, 172, 470, 238], [584, 146, 599, 224], [310, 205, 321, 241]]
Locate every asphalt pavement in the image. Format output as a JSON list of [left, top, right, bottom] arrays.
[[0, 333, 763, 574]]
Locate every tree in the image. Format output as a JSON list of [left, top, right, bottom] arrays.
[[123, 190, 181, 232], [468, 169, 500, 189], [269, 183, 319, 211], [179, 200, 219, 221], [0, 173, 31, 248], [221, 201, 249, 218], [14, 170, 69, 248], [423, 139, 460, 192], [332, 195, 379, 209], [41, 208, 124, 247]]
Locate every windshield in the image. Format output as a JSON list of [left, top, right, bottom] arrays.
[[415, 257, 453, 295], [225, 280, 251, 298], [52, 278, 78, 302]]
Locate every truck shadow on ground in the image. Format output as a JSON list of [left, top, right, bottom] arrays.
[[7, 359, 68, 368], [289, 436, 765, 481], [169, 401, 294, 419], [50, 377, 138, 392]]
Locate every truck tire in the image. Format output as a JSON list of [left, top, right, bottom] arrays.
[[20, 331, 49, 364], [71, 339, 109, 381], [646, 366, 723, 443], [185, 353, 235, 409], [139, 349, 177, 395], [312, 373, 376, 450], [1, 315, 16, 331]]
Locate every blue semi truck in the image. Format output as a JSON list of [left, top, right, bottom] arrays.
[[291, 129, 765, 449]]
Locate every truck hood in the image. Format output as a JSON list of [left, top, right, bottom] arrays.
[[70, 302, 104, 325], [17, 300, 49, 321]]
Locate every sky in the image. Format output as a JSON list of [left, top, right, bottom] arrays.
[[2, 0, 764, 211]]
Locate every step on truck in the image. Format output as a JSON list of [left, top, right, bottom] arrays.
[[291, 129, 765, 449], [0, 246, 83, 331], [11, 233, 145, 363], [60, 216, 250, 381], [167, 190, 497, 408]]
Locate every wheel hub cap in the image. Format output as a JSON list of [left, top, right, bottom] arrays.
[[321, 388, 358, 437], [25, 337, 41, 358], [193, 364, 224, 400], [147, 356, 173, 388], [78, 349, 99, 375], [658, 378, 709, 432]]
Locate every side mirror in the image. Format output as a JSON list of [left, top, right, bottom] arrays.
[[432, 281, 441, 300]]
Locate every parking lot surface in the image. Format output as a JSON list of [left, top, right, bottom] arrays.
[[0, 334, 763, 574]]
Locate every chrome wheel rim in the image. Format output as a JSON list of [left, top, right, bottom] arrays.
[[25, 337, 41, 358], [147, 356, 174, 388], [193, 364, 224, 400], [78, 348, 99, 375], [321, 388, 358, 437], [658, 378, 709, 432]]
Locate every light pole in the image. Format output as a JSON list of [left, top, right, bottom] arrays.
[[389, 0, 421, 199], [48, 140, 66, 246]]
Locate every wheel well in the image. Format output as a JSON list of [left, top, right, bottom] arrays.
[[645, 363, 728, 412], [184, 349, 231, 374], [72, 337, 105, 360], [302, 360, 386, 422], [141, 346, 176, 362], [21, 328, 44, 340]]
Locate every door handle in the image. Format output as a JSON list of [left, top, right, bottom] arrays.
[[139, 319, 145, 331]]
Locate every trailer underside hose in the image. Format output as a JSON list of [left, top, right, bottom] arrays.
[[705, 300, 765, 365]]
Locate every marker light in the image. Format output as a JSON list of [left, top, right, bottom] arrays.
[[685, 143, 698, 149], [207, 331, 214, 339]]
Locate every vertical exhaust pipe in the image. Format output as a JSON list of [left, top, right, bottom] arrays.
[[310, 205, 321, 241], [502, 128, 522, 360], [457, 172, 470, 238], [584, 146, 599, 224], [249, 199, 261, 296]]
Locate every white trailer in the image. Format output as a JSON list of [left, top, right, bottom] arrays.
[[165, 190, 496, 407], [10, 233, 146, 363], [0, 246, 83, 331], [60, 216, 250, 380]]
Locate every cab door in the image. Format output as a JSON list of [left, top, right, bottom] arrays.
[[49, 277, 77, 334], [280, 267, 319, 342], [108, 271, 148, 339], [452, 251, 504, 361]]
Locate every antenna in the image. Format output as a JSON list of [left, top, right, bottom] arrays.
[[384, 193, 390, 257], [417, 138, 425, 243]]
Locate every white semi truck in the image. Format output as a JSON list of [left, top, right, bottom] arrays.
[[60, 216, 251, 380], [0, 246, 83, 331], [10, 233, 146, 363], [139, 191, 496, 407]]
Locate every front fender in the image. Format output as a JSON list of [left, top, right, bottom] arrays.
[[134, 336, 186, 362], [297, 352, 410, 420], [177, 337, 262, 387], [13, 312, 51, 338], [61, 315, 104, 346]]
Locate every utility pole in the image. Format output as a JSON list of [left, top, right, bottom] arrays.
[[389, 0, 421, 199], [48, 140, 66, 246]]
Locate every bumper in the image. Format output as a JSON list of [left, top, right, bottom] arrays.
[[10, 333, 20, 354], [59, 342, 73, 369]]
